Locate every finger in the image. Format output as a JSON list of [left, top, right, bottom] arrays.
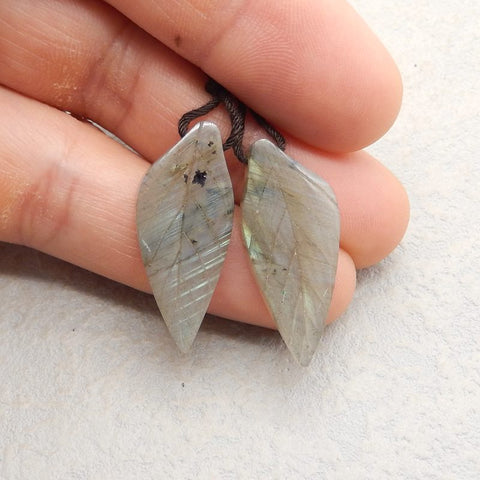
[[0, 86, 355, 327], [0, 0, 401, 153], [107, 0, 403, 151], [0, 0, 210, 160]]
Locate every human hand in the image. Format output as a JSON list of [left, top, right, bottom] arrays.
[[0, 0, 409, 329]]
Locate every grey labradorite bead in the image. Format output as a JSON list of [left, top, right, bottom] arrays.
[[241, 139, 340, 366], [136, 122, 234, 352]]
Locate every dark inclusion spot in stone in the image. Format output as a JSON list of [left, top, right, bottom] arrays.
[[192, 170, 207, 187], [208, 141, 214, 147], [183, 174, 188, 183]]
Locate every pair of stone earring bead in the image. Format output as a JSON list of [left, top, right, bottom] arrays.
[[136, 122, 339, 366]]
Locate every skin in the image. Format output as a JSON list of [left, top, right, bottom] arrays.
[[0, 0, 409, 329]]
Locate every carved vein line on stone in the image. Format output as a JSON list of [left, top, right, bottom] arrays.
[[149, 210, 183, 268], [268, 203, 288, 272]]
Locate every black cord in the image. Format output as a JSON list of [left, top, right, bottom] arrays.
[[178, 77, 285, 164]]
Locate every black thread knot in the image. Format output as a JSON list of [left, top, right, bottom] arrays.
[[178, 78, 285, 164]]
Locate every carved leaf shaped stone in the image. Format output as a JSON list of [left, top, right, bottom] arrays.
[[136, 122, 234, 352], [242, 140, 340, 366]]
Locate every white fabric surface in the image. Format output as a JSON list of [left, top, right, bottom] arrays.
[[1, 1, 479, 478]]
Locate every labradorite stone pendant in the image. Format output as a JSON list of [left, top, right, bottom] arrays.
[[242, 140, 340, 366], [136, 122, 233, 352]]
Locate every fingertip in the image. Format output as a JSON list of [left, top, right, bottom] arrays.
[[295, 6, 404, 152], [339, 154, 410, 268], [345, 48, 403, 151], [354, 170, 410, 268]]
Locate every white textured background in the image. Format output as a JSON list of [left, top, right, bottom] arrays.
[[1, 1, 479, 478]]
